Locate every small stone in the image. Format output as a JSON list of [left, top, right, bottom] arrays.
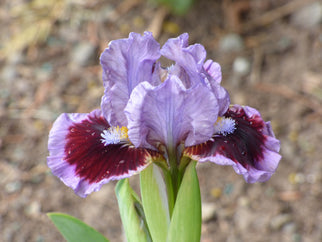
[[291, 2, 322, 29], [270, 214, 292, 230], [71, 42, 97, 66], [282, 222, 297, 234], [233, 57, 251, 76], [25, 201, 41, 217], [210, 187, 222, 198], [1, 65, 18, 82], [234, 208, 253, 231], [5, 181, 22, 193], [202, 203, 217, 222], [219, 33, 244, 52]]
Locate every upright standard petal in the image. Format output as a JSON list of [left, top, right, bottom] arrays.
[[203, 60, 230, 115], [185, 105, 281, 183], [47, 109, 161, 197], [125, 75, 219, 153], [161, 33, 230, 115], [100, 32, 161, 127], [160, 33, 206, 88]]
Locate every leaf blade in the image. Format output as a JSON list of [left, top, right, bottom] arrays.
[[167, 161, 201, 242], [115, 178, 150, 242], [47, 212, 109, 242], [140, 164, 170, 242]]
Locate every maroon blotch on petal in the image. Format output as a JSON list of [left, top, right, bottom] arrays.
[[64, 114, 158, 184], [185, 105, 281, 181]]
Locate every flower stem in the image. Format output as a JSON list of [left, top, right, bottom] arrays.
[[165, 147, 180, 217]]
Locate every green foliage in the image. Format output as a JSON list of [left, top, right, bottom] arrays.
[[151, 0, 195, 15], [47, 213, 109, 242], [115, 179, 151, 242], [140, 164, 170, 242], [167, 161, 201, 242]]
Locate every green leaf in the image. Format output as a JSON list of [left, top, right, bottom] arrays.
[[167, 161, 201, 242], [140, 164, 170, 242], [47, 213, 109, 242], [151, 0, 194, 15], [115, 179, 150, 242]]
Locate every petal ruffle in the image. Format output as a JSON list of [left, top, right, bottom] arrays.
[[203, 60, 230, 115], [47, 109, 161, 197], [100, 32, 161, 127], [160, 33, 206, 88], [125, 75, 219, 151], [184, 105, 281, 183], [161, 33, 230, 115]]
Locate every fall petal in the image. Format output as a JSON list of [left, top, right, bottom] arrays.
[[47, 109, 161, 197], [184, 105, 281, 183]]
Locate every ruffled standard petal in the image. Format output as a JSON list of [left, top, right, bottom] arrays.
[[125, 75, 219, 152], [184, 105, 281, 183], [161, 33, 230, 116], [100, 32, 161, 127], [160, 33, 206, 88], [203, 60, 230, 115], [47, 109, 161, 197]]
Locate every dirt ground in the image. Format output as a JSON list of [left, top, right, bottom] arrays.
[[0, 0, 321, 241]]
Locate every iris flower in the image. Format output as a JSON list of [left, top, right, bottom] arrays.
[[47, 32, 281, 198]]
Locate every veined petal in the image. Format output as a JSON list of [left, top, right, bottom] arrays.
[[203, 60, 230, 115], [125, 75, 219, 152], [203, 59, 222, 84], [47, 109, 161, 197], [100, 32, 161, 127], [160, 33, 206, 88], [184, 105, 281, 183], [161, 33, 206, 72], [161, 33, 230, 115]]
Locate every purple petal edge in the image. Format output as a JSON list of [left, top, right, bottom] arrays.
[[100, 32, 161, 127], [185, 105, 281, 183], [47, 109, 155, 197], [125, 75, 219, 151]]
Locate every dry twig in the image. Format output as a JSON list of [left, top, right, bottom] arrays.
[[242, 0, 317, 32], [255, 82, 322, 117], [147, 6, 169, 39]]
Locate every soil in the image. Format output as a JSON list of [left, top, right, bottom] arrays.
[[0, 0, 321, 241]]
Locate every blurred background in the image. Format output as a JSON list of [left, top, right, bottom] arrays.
[[0, 0, 321, 241]]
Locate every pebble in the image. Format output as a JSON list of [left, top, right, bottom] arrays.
[[219, 33, 244, 52], [202, 203, 217, 222], [270, 214, 292, 230], [1, 65, 18, 82], [282, 222, 297, 234], [71, 42, 97, 66], [24, 201, 41, 217], [234, 207, 253, 231], [5, 181, 22, 193], [291, 2, 322, 29], [233, 57, 251, 76], [210, 187, 222, 198], [223, 183, 234, 195]]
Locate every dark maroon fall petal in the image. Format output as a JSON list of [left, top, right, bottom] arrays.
[[184, 105, 281, 182], [47, 110, 163, 197], [64, 113, 161, 184]]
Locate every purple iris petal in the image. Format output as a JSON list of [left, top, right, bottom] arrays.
[[161, 33, 230, 115], [47, 109, 160, 197], [203, 60, 230, 115], [184, 105, 281, 183], [100, 32, 161, 127], [125, 75, 219, 152], [161, 33, 206, 87]]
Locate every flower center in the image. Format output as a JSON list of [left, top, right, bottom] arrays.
[[101, 126, 129, 145], [213, 117, 236, 136]]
